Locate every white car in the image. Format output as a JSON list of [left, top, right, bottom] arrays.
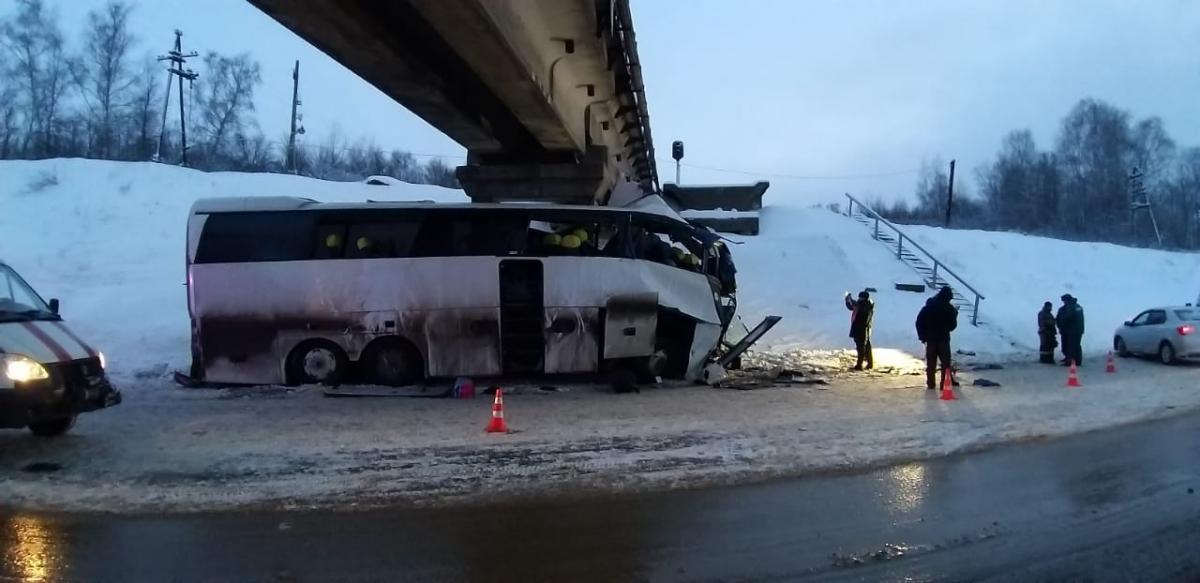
[[1113, 306, 1200, 364]]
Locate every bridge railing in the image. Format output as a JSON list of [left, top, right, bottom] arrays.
[[844, 193, 985, 326]]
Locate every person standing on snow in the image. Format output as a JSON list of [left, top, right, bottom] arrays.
[[1038, 302, 1058, 364], [1056, 294, 1085, 366], [916, 286, 959, 390], [844, 290, 874, 371]]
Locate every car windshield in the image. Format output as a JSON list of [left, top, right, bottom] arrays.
[[0, 264, 54, 321], [1174, 309, 1199, 321]]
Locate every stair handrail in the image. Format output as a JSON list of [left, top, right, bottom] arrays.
[[843, 193, 985, 325]]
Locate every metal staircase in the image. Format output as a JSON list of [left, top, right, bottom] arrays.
[[843, 193, 985, 326]]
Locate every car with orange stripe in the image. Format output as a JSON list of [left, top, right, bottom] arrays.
[[1, 260, 121, 436]]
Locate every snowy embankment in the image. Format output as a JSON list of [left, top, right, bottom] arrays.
[[733, 207, 1200, 361]]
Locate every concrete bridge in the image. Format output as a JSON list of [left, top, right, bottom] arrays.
[[248, 0, 659, 204]]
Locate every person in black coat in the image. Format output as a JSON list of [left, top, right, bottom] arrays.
[[1056, 294, 1085, 366], [1038, 302, 1058, 364], [916, 286, 959, 390], [844, 290, 874, 371]]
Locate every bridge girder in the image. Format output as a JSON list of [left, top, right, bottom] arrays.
[[248, 0, 660, 201]]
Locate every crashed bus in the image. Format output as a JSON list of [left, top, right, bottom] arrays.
[[184, 196, 745, 388]]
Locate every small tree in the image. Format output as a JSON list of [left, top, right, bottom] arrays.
[[422, 157, 459, 188], [194, 51, 261, 166], [76, 0, 135, 159]]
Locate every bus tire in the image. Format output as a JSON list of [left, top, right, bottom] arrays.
[[360, 338, 424, 386], [286, 340, 349, 386], [29, 415, 76, 437]]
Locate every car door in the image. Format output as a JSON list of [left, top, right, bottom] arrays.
[[1142, 309, 1169, 353], [1124, 311, 1153, 354]]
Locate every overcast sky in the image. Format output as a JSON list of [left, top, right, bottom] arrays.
[[35, 0, 1200, 203]]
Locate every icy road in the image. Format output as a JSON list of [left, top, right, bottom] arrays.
[[1, 357, 1198, 514], [3, 405, 1199, 582]]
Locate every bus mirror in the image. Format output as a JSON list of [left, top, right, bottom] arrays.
[[49, 298, 59, 314]]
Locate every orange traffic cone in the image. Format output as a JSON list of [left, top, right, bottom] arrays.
[[1066, 361, 1082, 388], [939, 368, 956, 401], [485, 388, 509, 433], [1105, 351, 1117, 374]]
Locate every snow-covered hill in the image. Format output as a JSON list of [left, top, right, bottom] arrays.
[[2, 158, 1198, 377]]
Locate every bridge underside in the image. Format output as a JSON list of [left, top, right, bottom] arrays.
[[249, 0, 659, 204]]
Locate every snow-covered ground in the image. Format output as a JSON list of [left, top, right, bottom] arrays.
[[1, 358, 1197, 513], [3, 158, 1200, 513]]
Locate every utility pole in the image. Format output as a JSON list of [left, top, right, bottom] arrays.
[[945, 159, 956, 227], [156, 30, 198, 166], [1129, 167, 1164, 248], [286, 60, 304, 174]]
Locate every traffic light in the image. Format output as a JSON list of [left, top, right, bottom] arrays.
[[672, 140, 684, 162]]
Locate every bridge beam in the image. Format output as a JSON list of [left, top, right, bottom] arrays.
[[248, 0, 659, 202]]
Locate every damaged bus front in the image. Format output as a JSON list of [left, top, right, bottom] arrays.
[[183, 197, 739, 387]]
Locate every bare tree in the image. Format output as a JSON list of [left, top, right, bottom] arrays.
[[194, 51, 261, 164], [978, 130, 1040, 231], [422, 157, 459, 188], [388, 149, 418, 182], [126, 55, 159, 160], [76, 1, 135, 159], [2, 0, 72, 157], [1054, 98, 1134, 238]]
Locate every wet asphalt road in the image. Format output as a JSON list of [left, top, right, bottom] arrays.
[[3, 413, 1200, 582]]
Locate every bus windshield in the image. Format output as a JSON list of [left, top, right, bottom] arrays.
[[0, 264, 54, 321]]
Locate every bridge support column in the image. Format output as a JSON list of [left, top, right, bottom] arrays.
[[456, 147, 613, 205]]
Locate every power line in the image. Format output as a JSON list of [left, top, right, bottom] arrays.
[[658, 158, 921, 181]]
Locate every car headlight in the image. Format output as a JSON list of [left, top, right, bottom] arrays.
[[3, 354, 50, 382]]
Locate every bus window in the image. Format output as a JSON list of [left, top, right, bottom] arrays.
[[314, 225, 347, 259], [346, 220, 421, 259], [195, 212, 317, 263], [411, 214, 528, 257]]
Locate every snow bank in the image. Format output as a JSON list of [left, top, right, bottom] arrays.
[[904, 224, 1200, 354], [0, 159, 465, 377]]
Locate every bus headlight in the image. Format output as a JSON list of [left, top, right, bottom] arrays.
[[3, 354, 50, 383]]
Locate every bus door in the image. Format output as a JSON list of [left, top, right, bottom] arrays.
[[499, 259, 545, 374]]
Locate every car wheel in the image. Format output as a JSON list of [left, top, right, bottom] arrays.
[[286, 341, 348, 386], [28, 415, 76, 437], [1115, 336, 1130, 358], [361, 339, 423, 386], [1159, 341, 1177, 365]]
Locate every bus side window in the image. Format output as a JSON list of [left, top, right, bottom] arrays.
[[315, 225, 347, 259]]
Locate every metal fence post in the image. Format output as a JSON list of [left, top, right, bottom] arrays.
[[932, 261, 939, 286], [847, 199, 853, 217], [972, 295, 980, 326], [897, 235, 904, 258], [874, 217, 879, 239]]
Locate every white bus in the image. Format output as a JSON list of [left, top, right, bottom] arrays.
[[184, 196, 739, 387]]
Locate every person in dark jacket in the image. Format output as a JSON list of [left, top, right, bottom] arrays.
[[1038, 302, 1058, 364], [1056, 294, 1085, 366], [916, 286, 959, 390], [845, 290, 874, 371]]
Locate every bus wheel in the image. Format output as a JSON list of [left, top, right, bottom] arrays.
[[361, 339, 423, 386], [287, 341, 348, 386], [29, 415, 76, 437]]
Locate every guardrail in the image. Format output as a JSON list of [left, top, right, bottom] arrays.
[[844, 193, 985, 326]]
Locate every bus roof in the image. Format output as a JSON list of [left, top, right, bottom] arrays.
[[189, 196, 691, 225]]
